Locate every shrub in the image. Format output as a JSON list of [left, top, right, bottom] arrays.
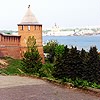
[[39, 63, 54, 78]]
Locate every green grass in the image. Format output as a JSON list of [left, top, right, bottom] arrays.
[[0, 57, 24, 75]]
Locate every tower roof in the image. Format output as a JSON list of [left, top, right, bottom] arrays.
[[18, 5, 41, 25]]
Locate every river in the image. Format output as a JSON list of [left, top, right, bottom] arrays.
[[43, 35, 100, 51]]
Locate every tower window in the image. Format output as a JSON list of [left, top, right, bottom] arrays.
[[34, 26, 36, 30], [21, 25, 24, 30], [28, 26, 30, 31]]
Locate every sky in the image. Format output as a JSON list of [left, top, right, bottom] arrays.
[[0, 0, 100, 30]]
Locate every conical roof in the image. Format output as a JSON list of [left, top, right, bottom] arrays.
[[19, 5, 41, 25]]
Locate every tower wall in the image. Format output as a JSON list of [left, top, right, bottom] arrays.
[[18, 25, 42, 46], [18, 25, 45, 63]]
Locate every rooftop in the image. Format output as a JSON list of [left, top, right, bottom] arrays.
[[19, 5, 41, 25]]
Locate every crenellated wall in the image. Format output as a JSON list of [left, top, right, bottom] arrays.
[[0, 34, 20, 45], [0, 33, 21, 59]]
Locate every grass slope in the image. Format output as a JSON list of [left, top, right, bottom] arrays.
[[0, 57, 24, 75]]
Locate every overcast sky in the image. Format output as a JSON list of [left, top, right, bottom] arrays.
[[0, 0, 100, 30]]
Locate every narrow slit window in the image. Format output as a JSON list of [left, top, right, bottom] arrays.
[[22, 25, 23, 30], [34, 26, 36, 30], [4, 37, 5, 41]]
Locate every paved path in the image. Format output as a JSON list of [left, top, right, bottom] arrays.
[[0, 76, 100, 100]]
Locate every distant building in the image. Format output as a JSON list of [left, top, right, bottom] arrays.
[[0, 5, 45, 63]]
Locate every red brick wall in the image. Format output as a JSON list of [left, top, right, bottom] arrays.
[[0, 34, 21, 59], [0, 46, 21, 59]]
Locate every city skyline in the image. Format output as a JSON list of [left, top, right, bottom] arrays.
[[0, 0, 100, 30]]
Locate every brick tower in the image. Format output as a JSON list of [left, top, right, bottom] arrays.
[[18, 5, 45, 63]]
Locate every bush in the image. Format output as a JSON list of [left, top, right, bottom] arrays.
[[39, 63, 54, 78]]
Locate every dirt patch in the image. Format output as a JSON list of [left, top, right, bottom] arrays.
[[0, 59, 8, 68]]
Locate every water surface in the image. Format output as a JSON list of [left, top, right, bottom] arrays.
[[43, 35, 100, 51]]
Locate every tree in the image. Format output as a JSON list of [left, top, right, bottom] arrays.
[[54, 45, 64, 59], [53, 46, 83, 80], [43, 40, 58, 63], [53, 45, 69, 78], [65, 46, 82, 80], [22, 36, 42, 74], [87, 46, 100, 83], [80, 48, 88, 80]]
